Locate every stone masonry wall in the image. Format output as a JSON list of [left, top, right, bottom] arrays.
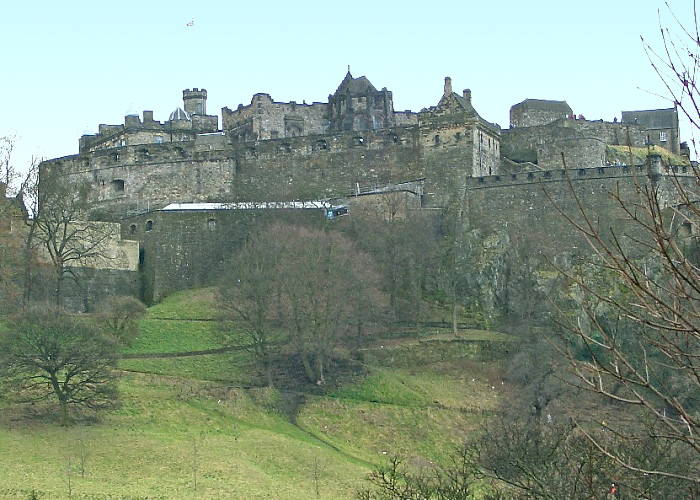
[[121, 209, 327, 303], [222, 94, 329, 140], [47, 118, 499, 220], [464, 164, 692, 257], [502, 119, 648, 169]]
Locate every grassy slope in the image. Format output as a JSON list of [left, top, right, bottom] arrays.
[[606, 144, 690, 165], [0, 289, 509, 499]]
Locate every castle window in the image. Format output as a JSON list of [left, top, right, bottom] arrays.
[[207, 219, 217, 231], [353, 136, 365, 146], [682, 221, 692, 236], [129, 224, 137, 235], [154, 136, 163, 144], [314, 139, 328, 151], [659, 131, 668, 142], [434, 135, 441, 145], [118, 139, 126, 147], [145, 220, 153, 232], [139, 148, 150, 159], [112, 179, 125, 193], [455, 132, 461, 142], [113, 152, 120, 161]]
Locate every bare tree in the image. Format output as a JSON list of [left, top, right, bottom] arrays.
[[273, 225, 382, 384], [29, 166, 114, 306], [536, 4, 700, 487], [98, 295, 146, 346], [0, 308, 119, 425], [221, 223, 383, 386], [552, 170, 700, 485], [0, 135, 19, 193], [218, 228, 285, 387], [642, 0, 700, 155]]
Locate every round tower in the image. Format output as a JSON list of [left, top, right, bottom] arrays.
[[183, 88, 207, 116]]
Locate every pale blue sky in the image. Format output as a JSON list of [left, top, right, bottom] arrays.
[[0, 0, 691, 177]]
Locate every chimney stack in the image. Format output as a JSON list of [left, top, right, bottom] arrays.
[[444, 76, 452, 96], [463, 89, 471, 105]]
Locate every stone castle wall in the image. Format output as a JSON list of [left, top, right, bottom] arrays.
[[223, 94, 329, 140], [465, 161, 692, 256], [121, 208, 327, 303], [45, 116, 502, 220], [501, 119, 648, 169]]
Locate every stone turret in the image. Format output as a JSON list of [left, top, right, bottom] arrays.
[[183, 88, 207, 116]]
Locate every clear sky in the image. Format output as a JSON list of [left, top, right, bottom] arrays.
[[0, 0, 692, 178]]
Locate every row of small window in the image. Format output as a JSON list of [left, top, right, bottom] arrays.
[[129, 221, 153, 233], [433, 132, 489, 146], [116, 136, 164, 148], [128, 219, 217, 235]]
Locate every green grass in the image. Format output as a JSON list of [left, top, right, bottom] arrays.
[[120, 351, 255, 383], [329, 369, 432, 407], [0, 375, 370, 499], [123, 318, 222, 355], [147, 288, 219, 320], [1, 288, 510, 499], [606, 144, 690, 166]]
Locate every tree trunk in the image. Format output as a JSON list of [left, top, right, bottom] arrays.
[[22, 222, 37, 306], [264, 353, 274, 388], [55, 266, 64, 307], [301, 354, 316, 384], [49, 373, 69, 425], [315, 354, 325, 385], [452, 294, 458, 335]]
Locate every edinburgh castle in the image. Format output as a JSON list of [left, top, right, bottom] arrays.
[[38, 71, 691, 310]]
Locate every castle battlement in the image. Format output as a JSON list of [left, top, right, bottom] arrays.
[[466, 161, 692, 190]]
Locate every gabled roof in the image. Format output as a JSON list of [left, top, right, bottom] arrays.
[[621, 108, 677, 129], [511, 99, 572, 114], [334, 71, 378, 95], [439, 92, 474, 113]]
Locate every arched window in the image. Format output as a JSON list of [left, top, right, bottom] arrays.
[[145, 220, 153, 231], [207, 219, 217, 231], [129, 224, 136, 235]]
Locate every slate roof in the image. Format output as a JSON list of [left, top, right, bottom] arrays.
[[433, 91, 500, 133], [511, 99, 572, 114], [334, 71, 378, 95], [161, 201, 330, 211], [621, 108, 677, 129]]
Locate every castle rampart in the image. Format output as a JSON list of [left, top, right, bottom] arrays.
[[501, 118, 649, 169]]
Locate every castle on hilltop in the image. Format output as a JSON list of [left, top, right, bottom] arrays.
[[40, 71, 690, 308]]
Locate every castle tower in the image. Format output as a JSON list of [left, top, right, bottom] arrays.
[[183, 88, 207, 116]]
